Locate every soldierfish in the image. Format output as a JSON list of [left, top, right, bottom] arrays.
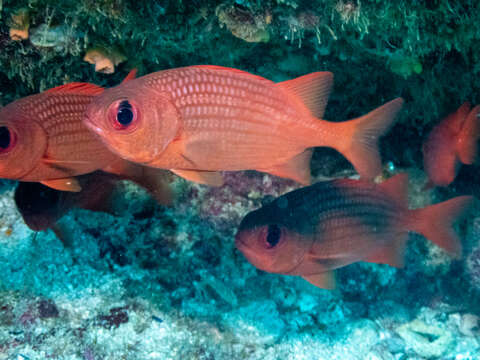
[[423, 102, 480, 187], [235, 174, 473, 289], [15, 172, 120, 246], [84, 65, 404, 186], [0, 71, 172, 202]]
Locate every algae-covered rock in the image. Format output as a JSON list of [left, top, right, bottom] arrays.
[[396, 319, 455, 358]]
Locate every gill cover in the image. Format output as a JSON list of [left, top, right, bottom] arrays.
[[0, 106, 48, 180], [87, 80, 181, 164]]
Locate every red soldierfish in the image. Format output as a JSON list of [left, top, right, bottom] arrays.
[[0, 71, 172, 203], [235, 174, 473, 289], [84, 65, 404, 186], [423, 102, 480, 187]]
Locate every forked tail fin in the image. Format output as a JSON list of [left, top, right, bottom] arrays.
[[407, 196, 474, 258], [335, 98, 404, 180]]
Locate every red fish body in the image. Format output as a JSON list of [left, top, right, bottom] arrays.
[[0, 83, 112, 190], [85, 65, 403, 186], [423, 102, 480, 187], [0, 71, 173, 201], [235, 174, 473, 289]]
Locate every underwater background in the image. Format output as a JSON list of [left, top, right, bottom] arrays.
[[0, 0, 480, 359]]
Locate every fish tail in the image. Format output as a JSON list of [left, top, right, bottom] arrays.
[[328, 98, 404, 179], [406, 196, 475, 258], [456, 104, 480, 165]]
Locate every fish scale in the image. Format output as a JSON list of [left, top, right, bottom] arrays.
[[85, 65, 404, 185], [235, 174, 473, 288]]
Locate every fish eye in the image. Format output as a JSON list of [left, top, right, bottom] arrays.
[[110, 100, 138, 130], [265, 224, 281, 249], [0, 126, 16, 153]]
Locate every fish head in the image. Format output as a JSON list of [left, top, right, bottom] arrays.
[[0, 102, 48, 180], [235, 204, 313, 275], [85, 80, 181, 165]]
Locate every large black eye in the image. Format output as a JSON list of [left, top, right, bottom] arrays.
[[116, 100, 134, 126], [0, 127, 11, 150], [266, 224, 281, 249]]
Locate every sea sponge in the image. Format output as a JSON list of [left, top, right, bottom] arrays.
[[83, 46, 126, 74], [216, 4, 270, 43], [8, 8, 30, 41]]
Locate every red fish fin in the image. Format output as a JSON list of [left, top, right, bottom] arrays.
[[103, 160, 174, 205], [51, 221, 74, 248], [128, 167, 174, 206], [407, 196, 475, 258], [379, 173, 408, 209], [41, 178, 81, 192], [171, 169, 224, 187], [42, 158, 91, 165], [277, 72, 333, 118], [135, 167, 174, 206], [302, 271, 336, 289], [364, 235, 407, 268], [446, 102, 471, 133], [259, 149, 312, 185], [45, 82, 104, 95], [121, 69, 137, 83], [333, 98, 404, 180], [79, 187, 116, 215], [456, 105, 480, 165]]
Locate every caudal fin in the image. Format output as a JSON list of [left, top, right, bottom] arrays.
[[333, 98, 404, 180], [456, 104, 480, 165], [407, 196, 474, 258]]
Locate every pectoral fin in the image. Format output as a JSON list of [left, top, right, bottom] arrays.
[[302, 271, 336, 289], [170, 169, 224, 187], [41, 178, 82, 192]]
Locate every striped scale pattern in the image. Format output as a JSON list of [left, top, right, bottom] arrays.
[[271, 179, 402, 257], [143, 67, 316, 167], [16, 93, 115, 166]]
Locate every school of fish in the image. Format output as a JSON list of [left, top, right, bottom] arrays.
[[1, 65, 478, 289]]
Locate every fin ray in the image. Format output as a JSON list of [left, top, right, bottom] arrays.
[[277, 72, 334, 118]]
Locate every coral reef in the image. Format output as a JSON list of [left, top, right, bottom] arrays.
[[0, 0, 479, 359]]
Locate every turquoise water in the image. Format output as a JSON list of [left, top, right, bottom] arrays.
[[0, 1, 480, 359]]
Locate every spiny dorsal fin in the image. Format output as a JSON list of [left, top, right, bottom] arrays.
[[121, 69, 138, 83], [277, 72, 334, 119], [45, 82, 104, 96]]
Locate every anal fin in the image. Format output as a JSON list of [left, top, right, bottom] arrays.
[[364, 235, 407, 268], [41, 178, 81, 192], [259, 149, 312, 185], [171, 169, 224, 187], [302, 271, 336, 289]]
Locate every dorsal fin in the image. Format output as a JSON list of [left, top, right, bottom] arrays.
[[191, 65, 271, 84], [45, 82, 104, 96], [277, 72, 334, 119], [379, 173, 408, 209], [121, 69, 137, 83]]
